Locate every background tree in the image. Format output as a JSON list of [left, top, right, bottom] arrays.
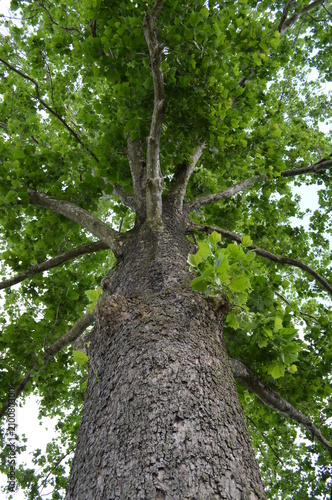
[[0, 0, 332, 498]]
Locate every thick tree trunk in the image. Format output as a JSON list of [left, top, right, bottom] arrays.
[[66, 210, 266, 499]]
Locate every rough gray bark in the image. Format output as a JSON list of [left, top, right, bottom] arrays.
[[66, 207, 266, 499]]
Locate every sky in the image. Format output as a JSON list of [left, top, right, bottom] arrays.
[[0, 0, 331, 498]]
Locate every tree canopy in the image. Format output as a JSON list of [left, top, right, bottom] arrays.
[[0, 0, 331, 498]]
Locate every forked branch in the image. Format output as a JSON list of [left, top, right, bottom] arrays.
[[0, 241, 109, 290], [143, 0, 166, 225], [230, 358, 332, 457], [278, 0, 324, 35], [0, 312, 93, 420], [27, 189, 124, 255], [187, 222, 332, 296]]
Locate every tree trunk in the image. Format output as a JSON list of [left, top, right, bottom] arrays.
[[66, 209, 266, 499]]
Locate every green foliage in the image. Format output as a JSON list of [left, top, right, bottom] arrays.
[[0, 0, 331, 498], [84, 288, 102, 312]]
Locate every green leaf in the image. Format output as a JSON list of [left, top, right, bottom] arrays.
[[241, 235, 253, 247], [197, 241, 211, 259], [85, 288, 102, 312], [73, 350, 89, 366], [208, 231, 221, 243], [188, 253, 203, 267], [267, 362, 285, 379], [274, 316, 283, 332], [258, 338, 268, 348], [229, 275, 251, 293]]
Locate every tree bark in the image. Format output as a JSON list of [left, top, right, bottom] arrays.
[[66, 207, 266, 499]]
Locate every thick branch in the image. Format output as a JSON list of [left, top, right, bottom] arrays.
[[185, 176, 259, 212], [230, 358, 332, 457], [126, 137, 147, 223], [277, 0, 295, 32], [0, 241, 108, 290], [0, 57, 98, 162], [112, 183, 136, 211], [27, 189, 124, 255], [143, 0, 166, 225], [281, 158, 332, 177], [278, 0, 324, 35], [187, 222, 332, 296], [44, 312, 93, 358], [0, 312, 93, 421], [167, 144, 205, 212]]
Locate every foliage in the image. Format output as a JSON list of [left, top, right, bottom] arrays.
[[0, 0, 331, 498]]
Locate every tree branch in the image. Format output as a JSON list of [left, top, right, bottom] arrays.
[[185, 176, 259, 212], [27, 189, 124, 255], [167, 144, 205, 212], [185, 157, 331, 212], [277, 0, 296, 33], [143, 0, 166, 225], [187, 222, 332, 296], [112, 183, 136, 211], [44, 312, 93, 358], [0, 312, 93, 421], [278, 0, 324, 35], [126, 137, 147, 223], [229, 358, 332, 458], [0, 57, 98, 162], [0, 241, 109, 290], [281, 158, 332, 177]]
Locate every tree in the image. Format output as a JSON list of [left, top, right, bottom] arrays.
[[0, 0, 331, 497]]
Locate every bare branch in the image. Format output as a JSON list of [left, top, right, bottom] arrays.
[[0, 312, 93, 421], [187, 222, 332, 296], [230, 358, 332, 457], [143, 0, 166, 225], [0, 57, 98, 162], [167, 144, 205, 212], [278, 0, 324, 35], [0, 241, 108, 290], [185, 176, 259, 212], [27, 189, 124, 255]]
